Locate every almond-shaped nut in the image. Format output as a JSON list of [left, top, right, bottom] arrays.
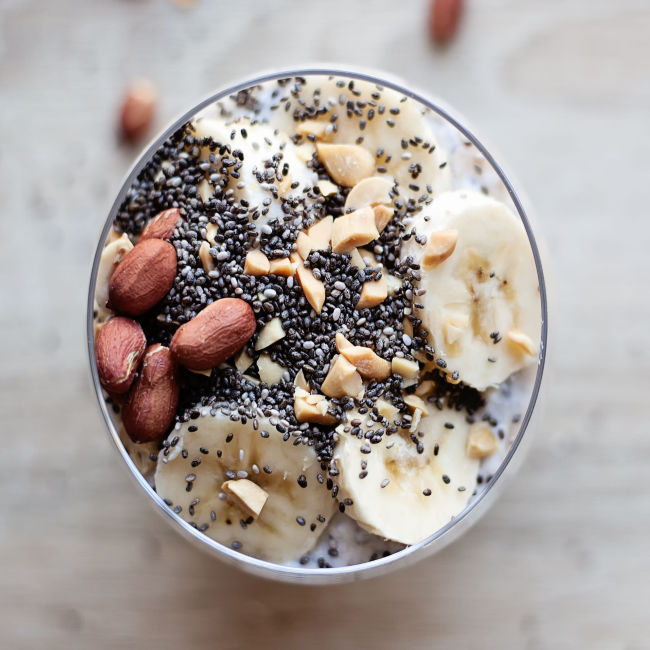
[[95, 316, 146, 394], [108, 238, 177, 316], [316, 143, 375, 187], [170, 297, 256, 370], [140, 208, 182, 241], [344, 176, 394, 211], [122, 344, 179, 443], [430, 0, 464, 46], [331, 207, 379, 254], [119, 79, 157, 143], [422, 229, 458, 269]]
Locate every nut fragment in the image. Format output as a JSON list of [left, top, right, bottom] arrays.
[[294, 369, 309, 391], [95, 316, 146, 394], [221, 479, 269, 519], [308, 216, 334, 250], [119, 79, 156, 143], [444, 312, 469, 345], [403, 394, 430, 416], [296, 232, 313, 259], [466, 423, 499, 459], [108, 238, 177, 316], [391, 357, 419, 379], [335, 332, 353, 353], [268, 257, 295, 276], [234, 347, 254, 373], [297, 120, 330, 140], [316, 143, 375, 187], [409, 408, 423, 433], [95, 233, 133, 317], [344, 176, 393, 211], [506, 329, 537, 356], [375, 398, 399, 422], [122, 345, 179, 443], [294, 388, 337, 425], [205, 223, 218, 246], [373, 205, 394, 233], [415, 379, 436, 397], [316, 179, 339, 196], [320, 355, 363, 398], [331, 207, 379, 254], [198, 241, 215, 273], [255, 317, 285, 350], [244, 249, 270, 276], [257, 353, 286, 384], [170, 298, 256, 370], [197, 179, 214, 203], [292, 254, 326, 314], [357, 276, 388, 309], [349, 248, 366, 270], [340, 346, 391, 381], [140, 208, 181, 241], [422, 229, 459, 269]]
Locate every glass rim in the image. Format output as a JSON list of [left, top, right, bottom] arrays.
[[86, 66, 548, 583]]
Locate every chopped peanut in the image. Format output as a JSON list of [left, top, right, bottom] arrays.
[[197, 178, 214, 203], [294, 389, 337, 425], [205, 222, 218, 246], [255, 317, 285, 350], [404, 394, 429, 416], [506, 329, 537, 356], [308, 216, 333, 250], [294, 369, 309, 391], [316, 179, 339, 196], [409, 408, 423, 433], [373, 204, 394, 233], [198, 241, 215, 273], [335, 332, 353, 352], [422, 229, 459, 269], [316, 143, 375, 187], [297, 120, 330, 140], [349, 248, 366, 270], [320, 355, 363, 398], [415, 379, 435, 397], [331, 207, 379, 254], [221, 479, 269, 519], [296, 231, 313, 260], [269, 257, 295, 276], [357, 276, 388, 309], [244, 249, 271, 276], [257, 354, 285, 384], [341, 346, 391, 380], [234, 347, 254, 373], [391, 357, 419, 379], [375, 398, 399, 422], [344, 176, 393, 211], [293, 254, 326, 314], [466, 423, 499, 459]]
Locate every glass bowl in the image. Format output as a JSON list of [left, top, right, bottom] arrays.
[[87, 67, 548, 584]]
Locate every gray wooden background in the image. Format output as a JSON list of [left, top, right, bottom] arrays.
[[1, 0, 649, 648]]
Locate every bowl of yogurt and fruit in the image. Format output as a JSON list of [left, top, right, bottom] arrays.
[[88, 69, 547, 583]]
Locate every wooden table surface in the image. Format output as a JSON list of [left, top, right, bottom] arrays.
[[2, 1, 649, 648]]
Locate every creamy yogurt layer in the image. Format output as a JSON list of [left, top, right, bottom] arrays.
[[93, 75, 541, 567]]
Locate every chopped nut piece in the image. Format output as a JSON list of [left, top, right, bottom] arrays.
[[197, 178, 214, 203], [198, 241, 215, 273], [409, 408, 423, 433], [335, 332, 353, 353], [294, 391, 337, 425], [257, 354, 286, 384], [349, 248, 366, 270], [316, 179, 339, 197], [293, 256, 326, 314], [331, 207, 379, 254], [341, 346, 391, 380], [255, 317, 285, 350], [375, 398, 399, 421], [415, 379, 436, 397], [234, 347, 254, 373], [385, 274, 402, 296], [296, 231, 313, 259], [268, 257, 295, 276], [506, 329, 537, 356], [294, 369, 309, 391], [244, 249, 271, 276], [295, 142, 316, 163], [221, 479, 269, 519], [297, 120, 329, 140], [357, 276, 388, 309], [444, 312, 469, 345], [344, 176, 394, 211], [466, 423, 499, 459], [187, 367, 212, 377], [422, 229, 459, 269], [321, 355, 363, 398], [404, 394, 430, 416], [316, 143, 375, 187], [205, 222, 218, 246], [308, 216, 334, 251], [391, 357, 419, 379], [373, 205, 394, 233]]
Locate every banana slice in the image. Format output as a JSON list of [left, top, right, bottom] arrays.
[[403, 190, 541, 390], [333, 408, 478, 545], [192, 116, 318, 229], [154, 411, 336, 563], [268, 77, 452, 203]]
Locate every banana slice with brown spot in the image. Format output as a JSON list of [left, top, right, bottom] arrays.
[[154, 411, 335, 563]]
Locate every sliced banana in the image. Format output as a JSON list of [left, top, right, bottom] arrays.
[[192, 117, 318, 229], [154, 411, 335, 563], [266, 77, 451, 204], [333, 408, 478, 545], [403, 190, 541, 390]]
